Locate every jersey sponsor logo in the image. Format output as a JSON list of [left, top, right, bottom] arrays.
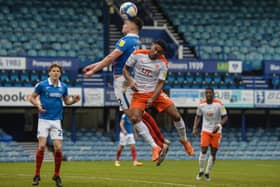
[[141, 68, 152, 77], [49, 92, 62, 98], [206, 112, 214, 117], [118, 40, 126, 47]]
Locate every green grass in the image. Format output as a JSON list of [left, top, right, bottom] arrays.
[[0, 160, 279, 187]]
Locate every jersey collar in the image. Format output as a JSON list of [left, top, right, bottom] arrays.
[[126, 33, 139, 38], [48, 78, 62, 87]]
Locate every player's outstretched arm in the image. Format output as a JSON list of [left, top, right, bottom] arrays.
[[83, 49, 123, 77]]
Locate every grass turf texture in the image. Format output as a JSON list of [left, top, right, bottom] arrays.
[[0, 160, 279, 187]]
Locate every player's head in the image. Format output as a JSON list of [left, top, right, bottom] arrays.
[[149, 39, 167, 60], [122, 16, 143, 34], [205, 87, 214, 103], [48, 63, 62, 80]]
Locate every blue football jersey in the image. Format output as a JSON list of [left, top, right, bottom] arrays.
[[113, 33, 140, 75], [121, 114, 133, 134], [34, 78, 68, 120]]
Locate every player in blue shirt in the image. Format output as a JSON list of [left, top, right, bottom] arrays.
[[83, 17, 170, 164], [115, 114, 143, 167], [29, 63, 80, 187]]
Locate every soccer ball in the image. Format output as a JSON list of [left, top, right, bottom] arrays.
[[119, 2, 138, 19]]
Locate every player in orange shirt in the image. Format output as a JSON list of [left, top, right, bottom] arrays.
[[123, 40, 195, 160], [192, 87, 228, 181]]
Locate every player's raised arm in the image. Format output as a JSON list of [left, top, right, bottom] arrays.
[[83, 49, 123, 77]]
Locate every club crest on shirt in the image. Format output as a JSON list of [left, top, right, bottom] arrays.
[[118, 40, 126, 47], [163, 71, 167, 78]]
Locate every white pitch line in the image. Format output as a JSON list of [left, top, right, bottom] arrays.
[[69, 175, 196, 187], [0, 173, 196, 187]]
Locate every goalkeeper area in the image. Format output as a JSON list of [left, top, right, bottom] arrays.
[[0, 160, 279, 187]]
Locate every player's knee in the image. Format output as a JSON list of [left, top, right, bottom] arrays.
[[38, 145, 46, 151], [173, 114, 181, 122], [130, 115, 140, 124]]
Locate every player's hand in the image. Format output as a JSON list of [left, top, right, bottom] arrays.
[[73, 95, 81, 103], [146, 97, 153, 109], [192, 128, 198, 136], [129, 81, 138, 92], [134, 133, 138, 140], [121, 130, 127, 135], [212, 123, 222, 134], [83, 64, 96, 77], [37, 105, 46, 113], [83, 64, 95, 72], [85, 69, 96, 77]]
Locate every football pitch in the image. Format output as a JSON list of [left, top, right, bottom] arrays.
[[0, 160, 279, 187]]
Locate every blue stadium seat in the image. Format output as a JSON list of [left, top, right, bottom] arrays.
[[41, 70, 48, 80], [193, 74, 202, 87], [10, 70, 19, 81], [176, 72, 185, 84], [20, 70, 29, 82], [186, 72, 194, 82], [224, 73, 234, 84], [30, 70, 40, 82], [213, 73, 222, 83], [0, 70, 9, 81], [172, 80, 181, 88], [167, 72, 176, 82], [204, 73, 213, 84]]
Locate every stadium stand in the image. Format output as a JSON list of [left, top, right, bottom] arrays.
[[2, 127, 279, 162], [157, 0, 280, 71], [0, 0, 104, 64]]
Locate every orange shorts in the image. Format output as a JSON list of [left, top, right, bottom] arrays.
[[200, 131, 222, 148], [130, 91, 173, 112]]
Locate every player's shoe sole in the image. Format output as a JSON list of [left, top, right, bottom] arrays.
[[196, 172, 204, 180], [52, 176, 63, 187], [32, 176, 40, 186], [133, 161, 143, 166], [115, 161, 120, 167], [204, 173, 211, 181], [156, 143, 169, 166]]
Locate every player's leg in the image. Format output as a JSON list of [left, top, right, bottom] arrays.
[[129, 96, 162, 161], [159, 97, 194, 156], [127, 133, 142, 166], [142, 117, 163, 148], [142, 111, 165, 144], [129, 144, 143, 166], [204, 133, 221, 181], [32, 137, 46, 185], [51, 121, 63, 187], [196, 131, 211, 180], [115, 132, 126, 166], [115, 145, 124, 166], [114, 79, 160, 155], [32, 119, 49, 185]]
